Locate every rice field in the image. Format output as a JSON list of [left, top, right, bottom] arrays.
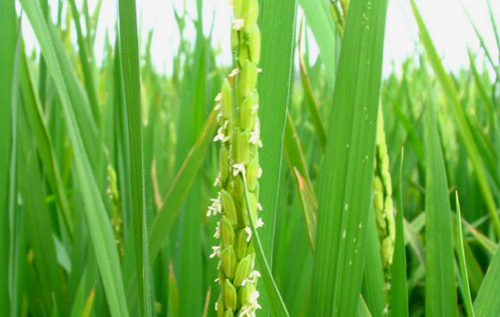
[[1, 0, 500, 316]]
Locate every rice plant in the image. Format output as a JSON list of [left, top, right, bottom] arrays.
[[1, 0, 500, 316]]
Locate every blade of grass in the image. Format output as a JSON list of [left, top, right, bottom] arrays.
[[168, 261, 180, 317], [284, 113, 315, 190], [299, 0, 338, 86], [424, 103, 457, 317], [455, 192, 475, 317], [311, 0, 389, 315], [474, 246, 500, 317], [468, 50, 495, 127], [389, 149, 409, 317], [80, 288, 96, 317], [357, 296, 373, 317], [19, 110, 64, 314], [67, 0, 100, 124], [8, 26, 24, 317], [410, 0, 500, 237], [47, 24, 99, 168], [242, 175, 290, 317], [117, 0, 153, 314], [19, 50, 74, 238], [403, 218, 425, 267], [69, 268, 95, 317], [148, 109, 217, 263], [362, 209, 388, 317], [258, 0, 297, 313], [283, 112, 318, 250], [298, 20, 327, 150], [19, 0, 129, 315], [0, 0, 16, 312], [112, 36, 133, 242], [461, 235, 484, 295], [486, 0, 500, 54], [9, 204, 26, 317], [291, 168, 318, 251], [391, 99, 424, 166], [462, 219, 497, 256], [473, 243, 500, 316], [123, 110, 217, 307], [176, 3, 206, 314], [462, 5, 500, 79]]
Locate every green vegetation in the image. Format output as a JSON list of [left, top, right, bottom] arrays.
[[1, 0, 500, 316]]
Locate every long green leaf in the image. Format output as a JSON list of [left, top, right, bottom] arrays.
[[284, 112, 318, 250], [148, 110, 217, 263], [19, 51, 73, 237], [485, 0, 500, 57], [242, 175, 290, 317], [258, 0, 297, 313], [0, 0, 17, 312], [462, 219, 497, 256], [123, 110, 216, 308], [19, 109, 64, 314], [389, 149, 409, 317], [424, 105, 457, 317], [117, 0, 153, 314], [46, 24, 99, 168], [298, 25, 327, 150], [474, 244, 500, 316], [455, 193, 475, 317], [176, 4, 206, 314], [462, 6, 500, 80], [67, 0, 100, 124], [410, 0, 500, 237], [357, 296, 374, 317], [362, 210, 388, 317], [311, 0, 389, 315], [19, 0, 129, 315], [299, 0, 338, 86]]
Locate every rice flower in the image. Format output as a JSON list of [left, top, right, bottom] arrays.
[[208, 0, 263, 316], [373, 107, 396, 275]]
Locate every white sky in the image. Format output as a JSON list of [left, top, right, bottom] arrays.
[[21, 0, 500, 75]]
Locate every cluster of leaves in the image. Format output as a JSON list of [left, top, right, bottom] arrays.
[[1, 0, 500, 316]]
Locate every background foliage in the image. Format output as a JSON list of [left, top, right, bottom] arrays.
[[2, 0, 500, 316]]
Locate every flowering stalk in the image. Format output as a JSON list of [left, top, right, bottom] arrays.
[[208, 0, 263, 316], [373, 108, 396, 277]]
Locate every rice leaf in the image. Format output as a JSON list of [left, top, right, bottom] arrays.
[[298, 24, 327, 150], [67, 0, 100, 124], [389, 149, 409, 317], [474, 246, 500, 316], [0, 0, 17, 312], [19, 0, 129, 315], [117, 0, 153, 314], [148, 109, 217, 262], [462, 219, 497, 256], [19, 51, 73, 238], [423, 104, 457, 317], [362, 209, 388, 317], [410, 0, 500, 237], [299, 0, 338, 86], [258, 0, 298, 313], [455, 193, 475, 317], [357, 295, 374, 317], [176, 3, 207, 314], [19, 110, 64, 314], [311, 0, 389, 315], [242, 175, 290, 317]]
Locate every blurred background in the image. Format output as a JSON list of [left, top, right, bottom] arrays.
[[21, 0, 500, 75]]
